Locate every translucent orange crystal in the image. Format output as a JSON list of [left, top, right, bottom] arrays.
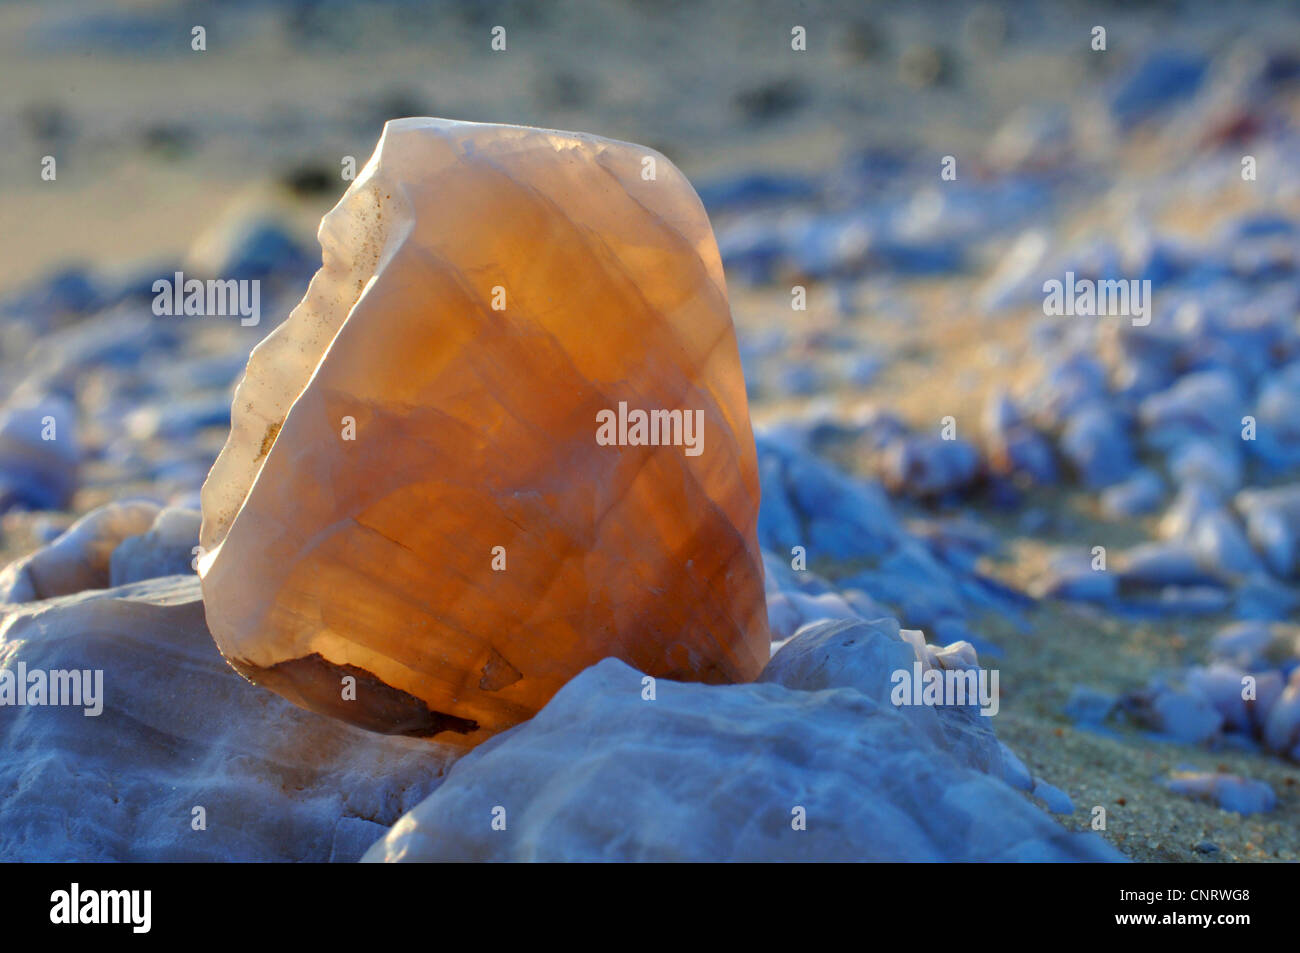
[[198, 119, 770, 745]]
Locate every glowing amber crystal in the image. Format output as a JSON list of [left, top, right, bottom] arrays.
[[198, 119, 770, 745]]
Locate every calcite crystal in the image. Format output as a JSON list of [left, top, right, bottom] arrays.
[[198, 118, 769, 745]]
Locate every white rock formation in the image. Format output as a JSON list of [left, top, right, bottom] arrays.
[[0, 575, 451, 861], [0, 500, 160, 603], [364, 618, 1123, 862], [109, 506, 203, 587]]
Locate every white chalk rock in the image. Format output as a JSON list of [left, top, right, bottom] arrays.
[[109, 507, 203, 587], [0, 500, 160, 603], [363, 621, 1123, 862], [0, 576, 450, 861]]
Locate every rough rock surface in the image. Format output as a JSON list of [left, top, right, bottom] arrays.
[[364, 619, 1123, 862], [0, 576, 449, 861]]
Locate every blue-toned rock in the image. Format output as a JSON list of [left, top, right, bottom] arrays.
[[0, 500, 160, 603], [756, 455, 803, 551], [1187, 508, 1263, 577], [109, 507, 202, 587], [1209, 621, 1278, 668], [1134, 684, 1224, 744], [1251, 362, 1300, 469], [695, 172, 818, 212], [1059, 404, 1135, 489], [784, 453, 901, 558], [758, 617, 912, 702], [1186, 664, 1252, 731], [1034, 552, 1117, 603], [1064, 686, 1117, 725], [0, 266, 104, 323], [1101, 468, 1165, 519], [1263, 670, 1300, 760], [1110, 51, 1207, 129], [1164, 771, 1276, 815], [1169, 439, 1241, 495], [880, 435, 981, 497], [0, 576, 449, 861], [1237, 484, 1300, 578], [0, 396, 80, 513], [363, 645, 1124, 861], [1031, 778, 1074, 815], [765, 592, 804, 641], [186, 216, 312, 283], [1139, 369, 1245, 450]]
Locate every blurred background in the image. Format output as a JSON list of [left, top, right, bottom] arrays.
[[1, 0, 1292, 290]]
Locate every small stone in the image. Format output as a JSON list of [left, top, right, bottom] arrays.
[[1147, 686, 1225, 744], [0, 501, 160, 604], [0, 396, 79, 513], [1101, 468, 1165, 519], [109, 507, 202, 587], [1165, 771, 1276, 815], [1064, 686, 1117, 725], [1059, 404, 1135, 489], [879, 435, 981, 498], [1031, 778, 1075, 815]]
